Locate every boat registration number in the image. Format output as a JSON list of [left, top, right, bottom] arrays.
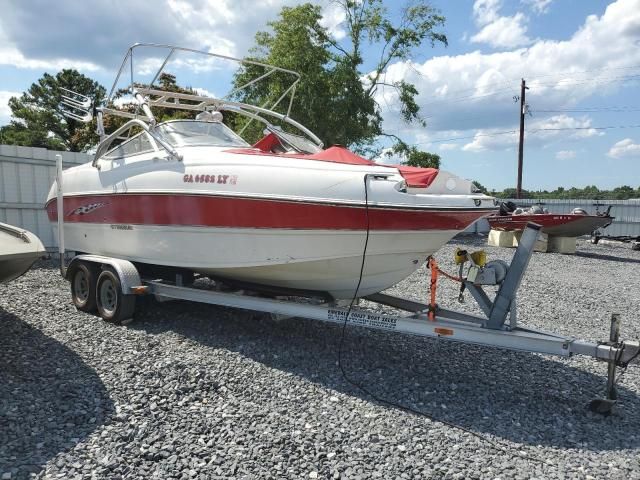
[[183, 173, 238, 185]]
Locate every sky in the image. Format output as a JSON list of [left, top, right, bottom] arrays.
[[0, 0, 639, 191]]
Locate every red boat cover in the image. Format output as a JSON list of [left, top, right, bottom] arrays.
[[232, 139, 439, 188], [394, 165, 439, 189]]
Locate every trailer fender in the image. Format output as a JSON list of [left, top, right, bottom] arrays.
[[66, 255, 142, 294]]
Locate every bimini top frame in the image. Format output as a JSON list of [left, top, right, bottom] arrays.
[[60, 43, 325, 167], [106, 43, 322, 142], [108, 43, 301, 114]]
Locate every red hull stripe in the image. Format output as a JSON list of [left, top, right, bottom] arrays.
[[46, 194, 489, 231]]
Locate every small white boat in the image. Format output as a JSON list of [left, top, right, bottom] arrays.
[[0, 222, 47, 284]]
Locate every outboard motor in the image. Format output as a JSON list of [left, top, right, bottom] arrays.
[[529, 205, 544, 215], [499, 201, 517, 216]]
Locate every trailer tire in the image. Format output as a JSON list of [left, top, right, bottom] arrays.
[[96, 268, 136, 324], [70, 262, 98, 313]]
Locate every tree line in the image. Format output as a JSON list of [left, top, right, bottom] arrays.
[[471, 182, 640, 201]]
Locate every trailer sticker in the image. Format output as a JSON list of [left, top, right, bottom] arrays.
[[328, 309, 397, 330]]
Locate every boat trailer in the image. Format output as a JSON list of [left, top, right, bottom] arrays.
[[54, 158, 639, 413]]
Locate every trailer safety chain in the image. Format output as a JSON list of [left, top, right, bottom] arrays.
[[436, 266, 463, 283], [426, 256, 468, 308]]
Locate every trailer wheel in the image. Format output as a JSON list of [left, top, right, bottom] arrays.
[[70, 262, 97, 313], [96, 269, 136, 324]]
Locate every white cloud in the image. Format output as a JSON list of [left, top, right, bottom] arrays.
[[471, 0, 532, 48], [0, 0, 302, 71], [555, 149, 576, 160], [471, 13, 532, 48], [462, 130, 518, 152], [194, 87, 217, 98], [608, 138, 640, 158], [459, 115, 600, 152], [320, 2, 347, 40], [375, 0, 640, 151], [473, 0, 502, 26], [0, 22, 101, 71], [522, 0, 553, 14], [529, 114, 603, 139], [439, 143, 459, 151], [0, 0, 350, 74], [0, 91, 19, 126]]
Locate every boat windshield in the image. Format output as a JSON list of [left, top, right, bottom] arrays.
[[157, 120, 250, 148]]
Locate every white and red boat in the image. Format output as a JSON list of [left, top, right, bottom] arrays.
[[46, 44, 496, 299]]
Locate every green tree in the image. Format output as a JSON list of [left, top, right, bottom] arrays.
[[0, 69, 105, 151], [489, 185, 638, 200], [612, 185, 634, 200], [401, 146, 440, 169], [472, 180, 488, 194], [232, 1, 446, 153]]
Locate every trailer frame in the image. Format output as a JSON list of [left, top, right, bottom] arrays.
[[54, 155, 639, 411]]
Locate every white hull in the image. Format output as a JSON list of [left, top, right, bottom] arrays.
[[0, 223, 47, 284], [55, 223, 456, 298]]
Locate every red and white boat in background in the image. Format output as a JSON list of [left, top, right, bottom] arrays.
[[46, 44, 496, 299], [488, 202, 613, 237]]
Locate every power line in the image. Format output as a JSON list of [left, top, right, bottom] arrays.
[[410, 124, 640, 146], [412, 130, 517, 145], [529, 74, 640, 88], [422, 88, 515, 107], [528, 124, 640, 133], [419, 71, 640, 108], [417, 65, 640, 99], [489, 64, 640, 86], [531, 107, 640, 113]]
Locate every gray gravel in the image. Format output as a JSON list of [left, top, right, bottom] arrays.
[[1, 237, 639, 479]]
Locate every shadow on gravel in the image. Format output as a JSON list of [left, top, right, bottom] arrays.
[[575, 251, 640, 264], [0, 307, 114, 479], [131, 298, 640, 452]]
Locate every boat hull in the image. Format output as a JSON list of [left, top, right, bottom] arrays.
[[0, 223, 47, 284], [49, 209, 466, 298], [487, 214, 613, 237], [46, 147, 495, 298]]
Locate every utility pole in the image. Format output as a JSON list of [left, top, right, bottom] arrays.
[[516, 78, 529, 199]]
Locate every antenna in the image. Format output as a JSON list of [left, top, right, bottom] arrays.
[[59, 87, 93, 123]]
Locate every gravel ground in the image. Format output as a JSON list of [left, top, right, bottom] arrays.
[[1, 237, 639, 479]]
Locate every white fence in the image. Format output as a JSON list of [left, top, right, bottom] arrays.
[[0, 144, 91, 249], [1, 144, 639, 246], [469, 198, 640, 236]]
